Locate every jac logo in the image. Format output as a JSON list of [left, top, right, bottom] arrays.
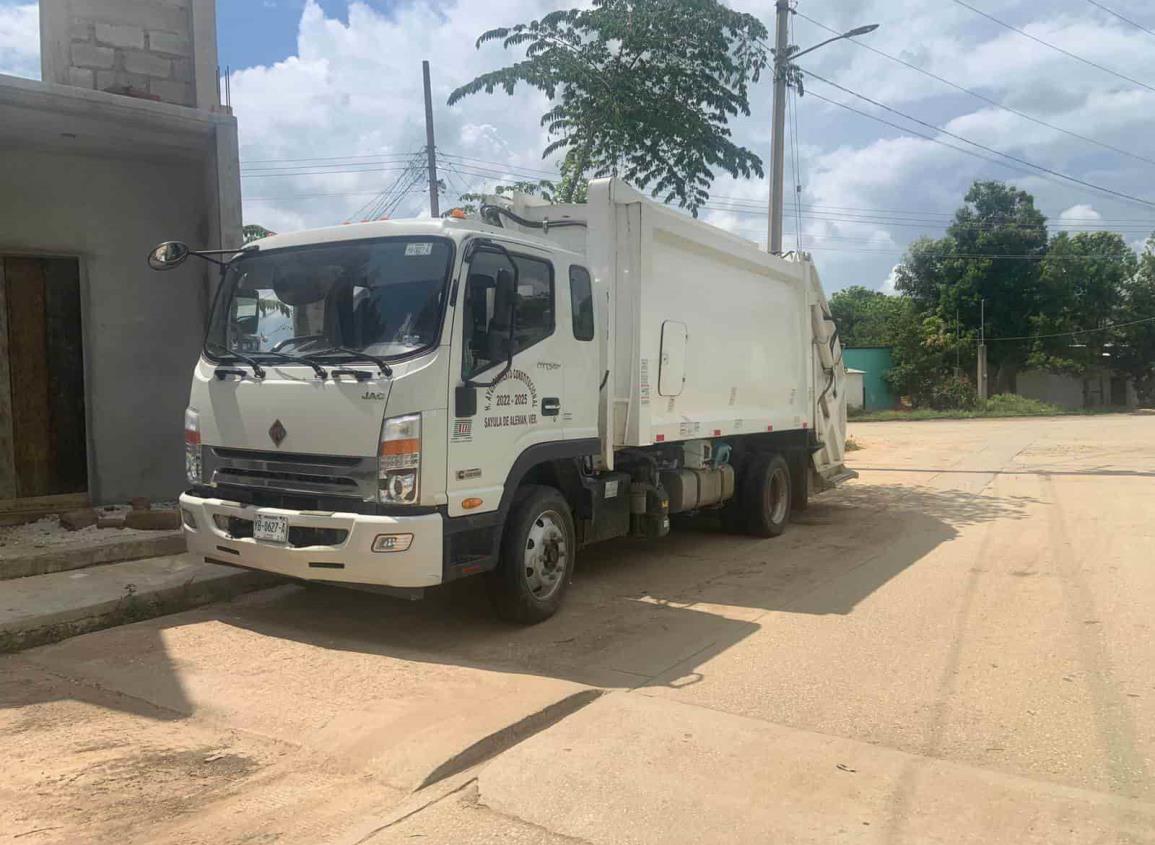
[[361, 391, 386, 401]]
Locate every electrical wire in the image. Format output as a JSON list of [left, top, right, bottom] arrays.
[[1083, 0, 1155, 39], [794, 10, 1155, 169], [986, 314, 1155, 341], [953, 0, 1155, 93], [802, 77, 1155, 211]]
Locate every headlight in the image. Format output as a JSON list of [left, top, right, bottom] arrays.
[[184, 408, 202, 484], [379, 413, 421, 504]]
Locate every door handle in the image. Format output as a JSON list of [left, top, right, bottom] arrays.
[[541, 397, 561, 416]]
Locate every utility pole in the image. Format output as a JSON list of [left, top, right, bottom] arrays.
[[765, 11, 878, 255], [767, 0, 791, 256], [977, 299, 988, 400], [422, 60, 440, 219]]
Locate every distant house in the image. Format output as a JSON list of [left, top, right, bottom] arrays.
[[843, 347, 897, 411], [0, 0, 241, 514]]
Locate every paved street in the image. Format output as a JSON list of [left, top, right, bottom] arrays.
[[2, 414, 1154, 843]]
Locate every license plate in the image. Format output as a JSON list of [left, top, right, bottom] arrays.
[[254, 513, 289, 544]]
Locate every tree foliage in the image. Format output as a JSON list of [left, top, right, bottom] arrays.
[[448, 0, 768, 214], [243, 224, 275, 244], [856, 180, 1154, 409]]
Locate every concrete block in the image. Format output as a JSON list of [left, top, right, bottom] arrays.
[[71, 42, 115, 70], [124, 509, 181, 531], [60, 509, 99, 531], [69, 19, 93, 41], [70, 0, 191, 36], [130, 497, 151, 511], [122, 49, 171, 78], [97, 515, 127, 529], [147, 29, 190, 56], [170, 57, 193, 82], [94, 21, 144, 49], [95, 68, 150, 93], [67, 67, 96, 88], [149, 78, 193, 106]]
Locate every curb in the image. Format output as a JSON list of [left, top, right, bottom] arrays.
[[0, 533, 187, 580], [0, 558, 280, 653]]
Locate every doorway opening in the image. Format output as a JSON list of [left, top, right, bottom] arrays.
[[0, 256, 88, 509]]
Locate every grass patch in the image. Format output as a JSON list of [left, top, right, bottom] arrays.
[[848, 393, 1111, 422]]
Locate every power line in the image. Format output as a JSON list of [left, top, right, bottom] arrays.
[[803, 71, 1155, 210], [986, 313, 1155, 341], [1082, 0, 1155, 39], [953, 0, 1155, 93], [794, 10, 1155, 169]]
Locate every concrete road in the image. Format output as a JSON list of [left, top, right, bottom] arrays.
[[2, 414, 1153, 843]]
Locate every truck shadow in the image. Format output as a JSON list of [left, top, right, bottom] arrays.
[[183, 480, 1037, 690], [2, 481, 1038, 721]]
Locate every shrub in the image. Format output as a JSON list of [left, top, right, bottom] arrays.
[[976, 394, 1060, 416]]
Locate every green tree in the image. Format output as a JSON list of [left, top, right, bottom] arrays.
[[895, 181, 1049, 390], [243, 224, 275, 244], [1114, 237, 1155, 405], [829, 285, 907, 347], [448, 0, 769, 214], [1029, 231, 1137, 373]]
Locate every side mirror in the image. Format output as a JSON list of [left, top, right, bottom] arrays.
[[147, 241, 190, 271]]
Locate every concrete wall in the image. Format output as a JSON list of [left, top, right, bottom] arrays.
[[0, 145, 214, 502], [39, 0, 220, 110], [1016, 370, 1085, 410]]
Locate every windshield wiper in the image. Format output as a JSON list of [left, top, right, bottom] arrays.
[[253, 350, 329, 379], [206, 343, 266, 379], [316, 346, 393, 377]]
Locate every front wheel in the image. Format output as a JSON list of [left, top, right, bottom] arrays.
[[486, 485, 575, 624]]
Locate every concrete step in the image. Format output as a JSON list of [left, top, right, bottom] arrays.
[[0, 554, 280, 652], [0, 530, 186, 580]]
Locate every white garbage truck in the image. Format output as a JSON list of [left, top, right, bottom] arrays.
[[150, 178, 852, 623]]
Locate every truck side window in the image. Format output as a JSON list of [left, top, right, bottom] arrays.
[[570, 266, 594, 341], [463, 252, 554, 377]]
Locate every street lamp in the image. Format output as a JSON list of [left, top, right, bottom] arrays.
[[767, 4, 878, 255]]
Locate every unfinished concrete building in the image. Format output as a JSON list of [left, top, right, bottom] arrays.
[[0, 0, 240, 513]]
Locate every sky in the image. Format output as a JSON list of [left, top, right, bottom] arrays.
[[2, 0, 1155, 292]]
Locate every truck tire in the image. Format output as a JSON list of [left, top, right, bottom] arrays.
[[486, 485, 575, 624], [743, 453, 791, 537]]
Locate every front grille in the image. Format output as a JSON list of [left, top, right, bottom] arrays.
[[203, 447, 377, 501]]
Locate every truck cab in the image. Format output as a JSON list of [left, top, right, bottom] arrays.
[[175, 217, 603, 622]]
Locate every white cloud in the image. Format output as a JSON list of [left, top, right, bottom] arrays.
[[0, 3, 39, 80], [881, 265, 900, 294], [1058, 204, 1103, 227], [229, 0, 1155, 291]]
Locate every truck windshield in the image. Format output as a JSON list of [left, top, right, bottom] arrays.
[[206, 237, 453, 359]]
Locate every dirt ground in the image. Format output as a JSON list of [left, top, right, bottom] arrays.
[[1, 414, 1153, 843]]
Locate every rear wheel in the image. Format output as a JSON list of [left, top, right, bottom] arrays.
[[743, 453, 791, 537], [487, 485, 575, 624]]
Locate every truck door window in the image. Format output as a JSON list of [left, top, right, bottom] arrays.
[[569, 266, 594, 341], [463, 252, 554, 377]]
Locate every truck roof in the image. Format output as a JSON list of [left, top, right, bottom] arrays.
[[244, 216, 585, 260]]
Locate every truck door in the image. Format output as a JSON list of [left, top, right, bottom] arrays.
[[445, 246, 567, 518]]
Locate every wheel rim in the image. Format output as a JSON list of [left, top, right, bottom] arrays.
[[523, 509, 568, 600], [768, 467, 789, 524]]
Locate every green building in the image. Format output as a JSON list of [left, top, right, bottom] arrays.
[[843, 347, 896, 411]]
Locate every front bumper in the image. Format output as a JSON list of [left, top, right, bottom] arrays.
[[179, 492, 444, 588]]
